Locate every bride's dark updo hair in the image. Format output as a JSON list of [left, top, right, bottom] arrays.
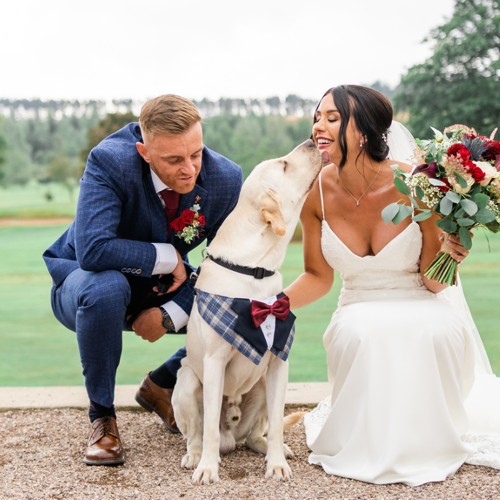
[[314, 85, 393, 171]]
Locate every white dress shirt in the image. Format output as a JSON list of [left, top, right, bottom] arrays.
[[150, 168, 189, 331]]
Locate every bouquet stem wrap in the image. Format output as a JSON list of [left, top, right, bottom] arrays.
[[423, 233, 458, 286]]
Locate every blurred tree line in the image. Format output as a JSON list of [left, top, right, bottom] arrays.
[[1, 0, 498, 193]]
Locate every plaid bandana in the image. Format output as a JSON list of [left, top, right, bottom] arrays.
[[194, 288, 295, 366]]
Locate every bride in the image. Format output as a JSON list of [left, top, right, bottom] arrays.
[[284, 85, 500, 486]]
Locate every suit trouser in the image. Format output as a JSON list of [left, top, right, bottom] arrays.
[[50, 268, 186, 408]]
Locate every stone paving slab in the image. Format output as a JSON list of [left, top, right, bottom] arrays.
[[0, 382, 332, 411]]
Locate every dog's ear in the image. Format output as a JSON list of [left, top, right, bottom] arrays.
[[261, 189, 286, 236]]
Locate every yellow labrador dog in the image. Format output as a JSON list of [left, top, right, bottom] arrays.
[[172, 139, 324, 484]]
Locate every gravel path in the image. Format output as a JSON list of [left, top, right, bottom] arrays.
[[1, 409, 499, 500]]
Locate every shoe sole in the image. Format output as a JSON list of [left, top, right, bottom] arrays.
[[135, 391, 181, 434], [83, 457, 125, 466]]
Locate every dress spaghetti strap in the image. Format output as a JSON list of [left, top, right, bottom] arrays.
[[318, 170, 326, 221]]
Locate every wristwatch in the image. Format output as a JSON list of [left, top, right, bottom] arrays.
[[160, 306, 175, 332]]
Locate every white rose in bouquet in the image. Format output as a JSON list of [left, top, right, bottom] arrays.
[[476, 161, 500, 186]]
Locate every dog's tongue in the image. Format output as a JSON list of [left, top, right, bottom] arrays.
[[321, 151, 331, 165]]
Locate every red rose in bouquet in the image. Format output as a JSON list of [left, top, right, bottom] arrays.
[[197, 215, 205, 226]]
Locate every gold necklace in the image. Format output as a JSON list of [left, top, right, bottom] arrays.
[[337, 163, 381, 207]]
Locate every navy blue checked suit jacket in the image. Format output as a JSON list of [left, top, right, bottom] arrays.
[[43, 122, 243, 316]]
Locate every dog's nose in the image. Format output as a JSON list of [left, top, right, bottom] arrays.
[[303, 139, 316, 148]]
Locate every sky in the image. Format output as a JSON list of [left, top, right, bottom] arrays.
[[1, 0, 456, 102]]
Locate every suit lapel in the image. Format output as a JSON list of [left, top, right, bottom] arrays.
[[142, 164, 169, 244]]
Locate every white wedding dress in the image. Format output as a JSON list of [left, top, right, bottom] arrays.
[[303, 168, 500, 486]]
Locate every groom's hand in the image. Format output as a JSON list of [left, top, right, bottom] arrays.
[[132, 307, 165, 343]]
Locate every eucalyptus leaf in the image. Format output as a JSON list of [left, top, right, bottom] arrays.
[[460, 199, 478, 216], [455, 172, 468, 189], [429, 178, 446, 187], [436, 219, 457, 232], [445, 191, 460, 203], [381, 203, 400, 224], [455, 207, 465, 218], [394, 177, 410, 195], [473, 193, 490, 210], [457, 218, 474, 227], [409, 195, 420, 208], [485, 220, 500, 233], [392, 204, 413, 225], [430, 126, 443, 137], [412, 211, 432, 222], [415, 185, 425, 202], [389, 164, 400, 171], [470, 183, 481, 197], [440, 197, 453, 216], [475, 208, 496, 224], [459, 226, 473, 250]]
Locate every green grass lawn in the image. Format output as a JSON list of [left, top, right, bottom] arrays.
[[0, 224, 499, 387], [0, 182, 78, 218]]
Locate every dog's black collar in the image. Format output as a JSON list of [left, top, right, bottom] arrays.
[[205, 252, 275, 280]]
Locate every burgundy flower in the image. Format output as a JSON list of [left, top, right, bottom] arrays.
[[483, 140, 500, 162], [197, 215, 206, 226], [413, 162, 438, 179]]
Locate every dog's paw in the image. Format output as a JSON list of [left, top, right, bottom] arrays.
[[192, 461, 220, 485], [283, 443, 294, 459], [181, 451, 201, 469], [265, 460, 292, 481]]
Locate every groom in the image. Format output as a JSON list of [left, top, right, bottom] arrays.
[[43, 95, 243, 465]]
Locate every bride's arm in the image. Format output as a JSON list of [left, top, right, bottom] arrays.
[[284, 186, 334, 309], [419, 215, 470, 293]]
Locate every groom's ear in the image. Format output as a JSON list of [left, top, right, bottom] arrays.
[[261, 189, 286, 236], [136, 142, 150, 163]]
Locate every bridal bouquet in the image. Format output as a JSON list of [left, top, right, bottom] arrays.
[[382, 124, 500, 286]]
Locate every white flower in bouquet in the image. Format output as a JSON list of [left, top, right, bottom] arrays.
[[476, 161, 500, 186]]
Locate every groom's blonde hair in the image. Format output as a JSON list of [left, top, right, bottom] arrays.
[[139, 94, 201, 139]]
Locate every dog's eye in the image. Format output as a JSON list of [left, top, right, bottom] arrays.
[[283, 161, 288, 172]]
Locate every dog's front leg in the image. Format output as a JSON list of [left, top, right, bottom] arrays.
[[192, 353, 226, 485], [265, 357, 292, 480]]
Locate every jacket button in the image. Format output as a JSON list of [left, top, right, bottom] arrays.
[[121, 268, 127, 273], [131, 268, 137, 274], [136, 269, 142, 275], [127, 268, 131, 273]]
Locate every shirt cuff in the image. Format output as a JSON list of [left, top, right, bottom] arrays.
[[160, 300, 189, 332], [151, 243, 178, 275]]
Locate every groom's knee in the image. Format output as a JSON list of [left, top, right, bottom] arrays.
[[79, 270, 131, 315]]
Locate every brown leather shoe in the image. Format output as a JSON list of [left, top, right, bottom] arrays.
[[83, 416, 124, 466], [135, 372, 180, 433]]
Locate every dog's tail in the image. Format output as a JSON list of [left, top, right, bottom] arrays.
[[264, 411, 306, 435], [283, 411, 306, 430]]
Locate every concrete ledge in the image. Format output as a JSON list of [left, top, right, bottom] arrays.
[[0, 382, 331, 411]]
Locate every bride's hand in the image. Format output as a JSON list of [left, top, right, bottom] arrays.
[[439, 232, 473, 265]]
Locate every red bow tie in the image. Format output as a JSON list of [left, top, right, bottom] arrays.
[[250, 296, 290, 328]]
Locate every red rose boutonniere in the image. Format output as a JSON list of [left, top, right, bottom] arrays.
[[171, 204, 205, 243]]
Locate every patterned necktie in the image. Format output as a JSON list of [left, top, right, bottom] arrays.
[[159, 189, 180, 239]]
